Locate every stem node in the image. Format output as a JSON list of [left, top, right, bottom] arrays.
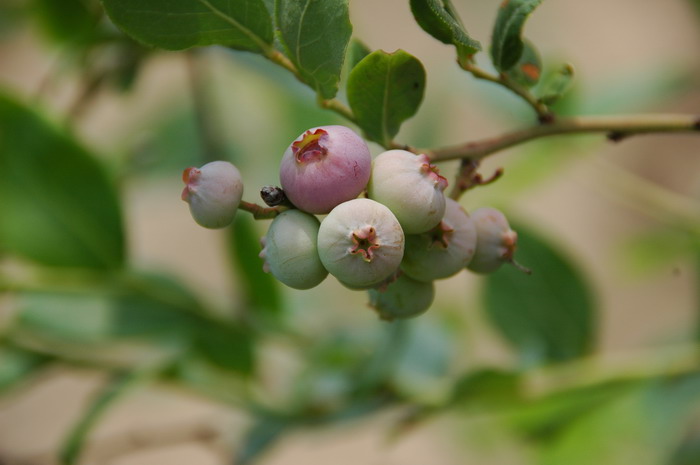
[[606, 131, 628, 143]]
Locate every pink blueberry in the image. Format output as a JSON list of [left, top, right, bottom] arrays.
[[279, 125, 371, 214], [182, 161, 243, 229]]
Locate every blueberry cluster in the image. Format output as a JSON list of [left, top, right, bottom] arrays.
[[182, 125, 520, 320]]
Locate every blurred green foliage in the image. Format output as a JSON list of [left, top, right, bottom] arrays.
[[483, 224, 595, 367], [0, 94, 125, 269]]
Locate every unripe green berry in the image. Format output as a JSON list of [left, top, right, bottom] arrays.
[[401, 198, 477, 282], [367, 150, 448, 234], [182, 161, 243, 229], [317, 198, 404, 289], [467, 207, 518, 274], [259, 210, 328, 290], [368, 273, 435, 320]]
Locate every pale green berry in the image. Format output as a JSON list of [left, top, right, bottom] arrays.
[[367, 150, 448, 234], [401, 198, 477, 282], [368, 273, 435, 320], [317, 198, 404, 289], [182, 161, 243, 229], [259, 210, 328, 290], [467, 207, 518, 274]]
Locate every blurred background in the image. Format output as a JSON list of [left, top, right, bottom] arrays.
[[0, 0, 700, 464]]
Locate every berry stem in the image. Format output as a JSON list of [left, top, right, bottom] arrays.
[[265, 48, 362, 129], [448, 159, 504, 200], [264, 49, 299, 78], [426, 114, 700, 163], [317, 96, 358, 125], [459, 61, 552, 120], [239, 200, 286, 219]]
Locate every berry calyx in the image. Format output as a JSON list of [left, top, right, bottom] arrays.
[[280, 125, 371, 214], [350, 226, 379, 262], [182, 161, 243, 229], [467, 207, 524, 274], [317, 198, 405, 289], [292, 128, 327, 163]]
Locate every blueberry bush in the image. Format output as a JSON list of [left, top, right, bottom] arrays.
[[1, 0, 700, 464]]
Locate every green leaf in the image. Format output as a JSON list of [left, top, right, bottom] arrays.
[[14, 284, 255, 375], [275, 0, 352, 99], [347, 50, 426, 146], [451, 368, 522, 409], [697, 254, 700, 342], [0, 346, 50, 394], [670, 436, 700, 465], [228, 214, 283, 324], [15, 289, 195, 344], [409, 0, 481, 58], [289, 330, 374, 410], [510, 379, 636, 440], [0, 1, 25, 38], [346, 39, 371, 72], [491, 0, 543, 72], [536, 375, 700, 465], [193, 319, 254, 374], [0, 93, 125, 269], [101, 0, 273, 53], [31, 0, 100, 47], [120, 270, 208, 315], [482, 224, 596, 366], [690, 0, 700, 19], [505, 39, 542, 87], [537, 63, 575, 106], [620, 228, 698, 278], [236, 413, 296, 465], [170, 354, 249, 405], [390, 318, 453, 403]]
